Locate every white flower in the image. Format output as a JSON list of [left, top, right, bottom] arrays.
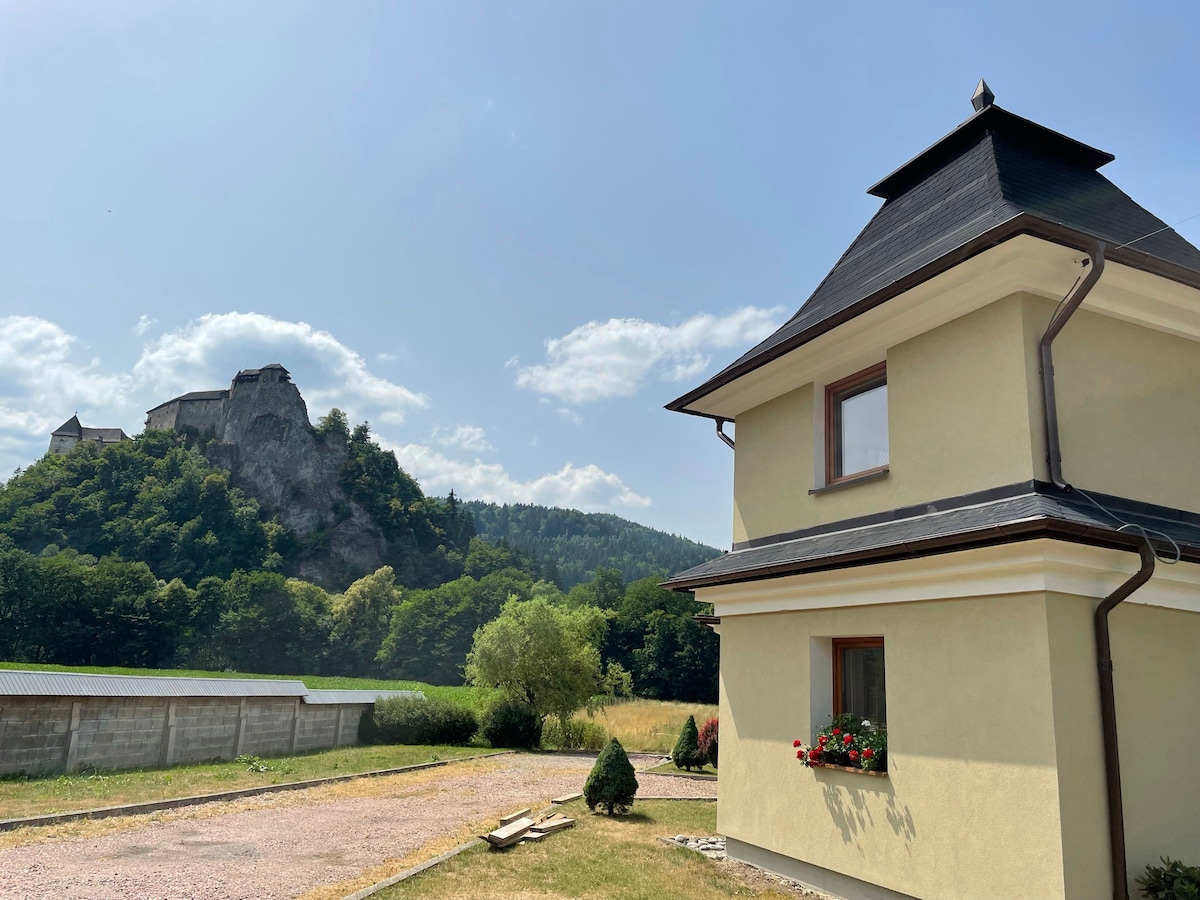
[[861, 720, 872, 728]]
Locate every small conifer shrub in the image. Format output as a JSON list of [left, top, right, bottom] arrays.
[[697, 716, 718, 769], [672, 715, 705, 771], [584, 737, 639, 816]]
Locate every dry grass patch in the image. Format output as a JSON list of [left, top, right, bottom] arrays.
[[583, 700, 718, 754], [374, 799, 798, 900], [0, 744, 496, 822]]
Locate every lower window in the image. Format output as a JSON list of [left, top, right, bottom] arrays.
[[833, 637, 886, 726]]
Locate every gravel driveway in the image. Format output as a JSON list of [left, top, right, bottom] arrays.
[[0, 753, 716, 900]]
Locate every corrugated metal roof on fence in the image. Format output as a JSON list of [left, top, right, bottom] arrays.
[[0, 671, 309, 699], [302, 690, 425, 705]]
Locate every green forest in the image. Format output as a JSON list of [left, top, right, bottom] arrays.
[[464, 500, 719, 589], [0, 427, 718, 702]]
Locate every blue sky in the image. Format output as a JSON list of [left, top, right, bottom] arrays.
[[2, 1, 1197, 549]]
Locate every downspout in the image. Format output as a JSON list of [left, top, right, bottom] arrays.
[[715, 418, 735, 450], [1039, 239, 1155, 900], [1039, 242, 1105, 491]]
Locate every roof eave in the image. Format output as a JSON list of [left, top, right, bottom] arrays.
[[662, 518, 1194, 593], [665, 215, 1200, 417]]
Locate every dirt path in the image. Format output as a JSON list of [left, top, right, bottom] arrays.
[[0, 753, 716, 900]]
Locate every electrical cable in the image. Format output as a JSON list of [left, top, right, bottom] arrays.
[[1113, 211, 1200, 251], [1070, 486, 1182, 565]]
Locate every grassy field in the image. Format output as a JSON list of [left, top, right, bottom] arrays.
[[373, 799, 793, 900], [582, 700, 719, 754], [0, 744, 496, 821], [0, 662, 489, 708]]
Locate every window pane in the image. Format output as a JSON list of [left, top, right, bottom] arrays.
[[839, 383, 888, 476], [840, 646, 886, 726]]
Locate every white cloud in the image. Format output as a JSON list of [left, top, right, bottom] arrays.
[[556, 408, 582, 425], [133, 312, 428, 426], [133, 315, 156, 336], [0, 316, 135, 435], [515, 306, 785, 404], [377, 352, 398, 362], [390, 443, 651, 510], [432, 424, 493, 453]]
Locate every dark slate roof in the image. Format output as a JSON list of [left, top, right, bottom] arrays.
[[668, 104, 1200, 414], [79, 427, 128, 443], [51, 415, 82, 437], [663, 481, 1200, 591], [147, 390, 228, 413]]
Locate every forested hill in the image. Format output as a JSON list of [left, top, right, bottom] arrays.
[[462, 501, 720, 589]]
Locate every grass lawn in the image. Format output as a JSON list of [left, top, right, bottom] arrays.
[[583, 700, 718, 754], [374, 799, 794, 900], [0, 661, 490, 709], [646, 760, 718, 778], [0, 744, 497, 821]]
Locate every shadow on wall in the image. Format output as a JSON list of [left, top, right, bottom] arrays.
[[820, 775, 917, 851]]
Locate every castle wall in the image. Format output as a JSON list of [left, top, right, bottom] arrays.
[[174, 398, 228, 438], [145, 402, 180, 432]]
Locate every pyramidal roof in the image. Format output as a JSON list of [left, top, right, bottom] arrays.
[[51, 415, 82, 437], [669, 93, 1200, 415]]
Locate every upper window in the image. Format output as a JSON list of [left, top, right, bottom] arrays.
[[826, 362, 889, 483], [833, 637, 886, 726]]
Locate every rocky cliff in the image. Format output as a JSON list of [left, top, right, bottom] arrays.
[[197, 374, 389, 589]]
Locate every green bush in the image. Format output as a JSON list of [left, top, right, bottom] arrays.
[[358, 707, 382, 745], [1138, 857, 1200, 899], [542, 717, 609, 751], [584, 737, 638, 816], [371, 696, 478, 746], [481, 699, 542, 749], [671, 715, 705, 771], [697, 716, 718, 769]]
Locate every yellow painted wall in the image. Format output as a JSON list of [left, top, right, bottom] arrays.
[[1044, 593, 1200, 898], [716, 594, 1070, 900], [732, 385, 813, 544], [1025, 297, 1200, 513], [1109, 601, 1200, 884], [1044, 593, 1111, 900], [732, 294, 1038, 542]]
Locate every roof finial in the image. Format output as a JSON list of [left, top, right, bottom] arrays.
[[971, 79, 995, 112]]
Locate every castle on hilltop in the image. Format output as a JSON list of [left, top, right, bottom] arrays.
[[144, 363, 294, 440], [46, 416, 130, 456]]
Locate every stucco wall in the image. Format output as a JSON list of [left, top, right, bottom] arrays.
[[1028, 297, 1200, 514], [0, 695, 370, 777], [715, 593, 1071, 900], [732, 294, 1037, 543], [1104, 600, 1200, 891]]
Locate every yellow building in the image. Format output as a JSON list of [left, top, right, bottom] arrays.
[[665, 82, 1200, 900]]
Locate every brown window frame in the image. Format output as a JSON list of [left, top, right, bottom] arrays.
[[832, 636, 885, 719], [825, 361, 889, 485]]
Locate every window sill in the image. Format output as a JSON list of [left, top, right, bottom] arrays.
[[809, 467, 889, 495], [810, 762, 889, 778]]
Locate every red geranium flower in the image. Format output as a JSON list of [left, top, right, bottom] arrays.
[[796, 749, 803, 759], [808, 748, 821, 760], [843, 734, 854, 744], [848, 750, 860, 762], [818, 734, 828, 745], [793, 739, 801, 748], [832, 728, 841, 735], [863, 748, 874, 759]]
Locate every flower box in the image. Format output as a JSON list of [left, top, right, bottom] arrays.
[[810, 762, 888, 777]]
